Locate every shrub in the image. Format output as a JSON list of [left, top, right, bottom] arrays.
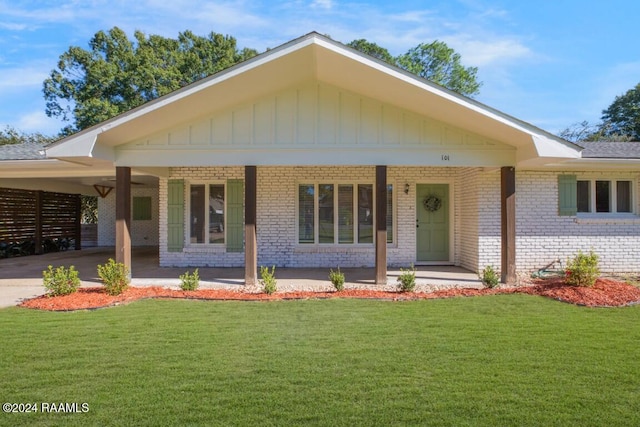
[[97, 258, 130, 296], [260, 265, 277, 295], [565, 250, 600, 287], [179, 269, 200, 291], [42, 265, 80, 296], [480, 265, 500, 289], [397, 265, 416, 292], [329, 268, 345, 291]]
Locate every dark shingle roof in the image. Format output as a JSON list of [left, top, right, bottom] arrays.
[[577, 141, 640, 159], [0, 143, 47, 160]]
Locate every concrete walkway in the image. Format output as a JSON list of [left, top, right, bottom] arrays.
[[0, 247, 481, 308]]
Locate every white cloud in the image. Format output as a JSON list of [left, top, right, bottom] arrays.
[[0, 22, 29, 31], [446, 36, 534, 67], [0, 66, 47, 91], [14, 110, 60, 134], [311, 0, 333, 9]]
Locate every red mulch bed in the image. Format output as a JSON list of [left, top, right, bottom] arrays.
[[19, 277, 640, 311]]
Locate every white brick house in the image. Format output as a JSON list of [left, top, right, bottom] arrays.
[[3, 33, 639, 283]]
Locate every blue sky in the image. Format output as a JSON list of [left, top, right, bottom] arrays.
[[1, 0, 639, 137]]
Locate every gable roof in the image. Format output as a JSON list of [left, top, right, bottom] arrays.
[[0, 142, 47, 160], [578, 141, 640, 159], [45, 31, 580, 168]]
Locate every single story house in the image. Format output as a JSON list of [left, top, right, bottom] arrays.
[[2, 32, 639, 284]]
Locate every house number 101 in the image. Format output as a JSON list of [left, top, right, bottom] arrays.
[[441, 155, 450, 161]]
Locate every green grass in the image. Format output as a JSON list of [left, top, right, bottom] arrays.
[[1, 295, 640, 426]]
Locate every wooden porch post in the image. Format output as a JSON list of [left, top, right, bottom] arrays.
[[115, 166, 132, 278], [34, 190, 43, 255], [74, 194, 82, 250], [375, 165, 387, 285], [245, 166, 257, 286], [501, 166, 516, 284]]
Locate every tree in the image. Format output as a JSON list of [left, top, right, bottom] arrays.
[[348, 38, 482, 98], [396, 41, 481, 97], [0, 126, 55, 146], [559, 121, 631, 143], [347, 39, 395, 65], [600, 83, 640, 140], [43, 27, 257, 134], [559, 83, 640, 142]]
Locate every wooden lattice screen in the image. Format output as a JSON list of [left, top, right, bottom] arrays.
[[0, 187, 81, 254]]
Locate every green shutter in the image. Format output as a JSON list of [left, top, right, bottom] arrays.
[[227, 179, 244, 252], [167, 180, 184, 252], [132, 197, 152, 220], [558, 175, 577, 216]]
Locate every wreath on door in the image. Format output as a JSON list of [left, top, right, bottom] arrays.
[[423, 195, 442, 212]]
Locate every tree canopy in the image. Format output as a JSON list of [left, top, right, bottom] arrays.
[[346, 39, 395, 66], [349, 39, 482, 97], [396, 41, 481, 97], [0, 125, 55, 146], [43, 27, 257, 134], [600, 83, 640, 141], [560, 82, 640, 142]]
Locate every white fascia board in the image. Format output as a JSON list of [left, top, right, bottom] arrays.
[[46, 131, 98, 158], [539, 158, 640, 171], [0, 178, 95, 195], [0, 159, 115, 178], [531, 134, 581, 158]]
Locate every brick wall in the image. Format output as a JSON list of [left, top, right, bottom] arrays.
[[113, 166, 640, 275], [158, 166, 487, 269], [159, 167, 245, 267], [516, 170, 640, 274], [98, 187, 159, 247]]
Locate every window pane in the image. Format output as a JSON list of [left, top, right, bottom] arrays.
[[617, 181, 631, 213], [209, 184, 225, 244], [319, 184, 334, 243], [338, 185, 354, 243], [577, 181, 590, 212], [298, 185, 315, 244], [595, 181, 610, 212], [358, 184, 373, 244], [190, 185, 205, 243], [387, 184, 393, 244]]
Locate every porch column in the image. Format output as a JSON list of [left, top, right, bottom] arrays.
[[115, 166, 132, 278], [34, 190, 43, 255], [501, 166, 516, 284], [245, 166, 257, 286], [74, 194, 82, 250], [375, 165, 387, 285]]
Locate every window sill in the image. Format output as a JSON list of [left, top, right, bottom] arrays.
[[184, 245, 227, 253], [574, 214, 640, 225], [295, 245, 373, 253]]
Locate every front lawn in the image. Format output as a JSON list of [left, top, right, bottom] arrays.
[[1, 295, 639, 426]]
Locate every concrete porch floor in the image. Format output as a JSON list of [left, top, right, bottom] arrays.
[[0, 247, 481, 308]]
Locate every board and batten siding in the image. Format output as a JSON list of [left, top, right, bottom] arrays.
[[116, 82, 515, 167]]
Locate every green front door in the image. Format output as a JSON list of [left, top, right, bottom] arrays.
[[416, 184, 449, 262]]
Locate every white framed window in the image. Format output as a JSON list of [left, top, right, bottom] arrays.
[[188, 182, 225, 244], [577, 179, 633, 214], [298, 182, 394, 245]]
